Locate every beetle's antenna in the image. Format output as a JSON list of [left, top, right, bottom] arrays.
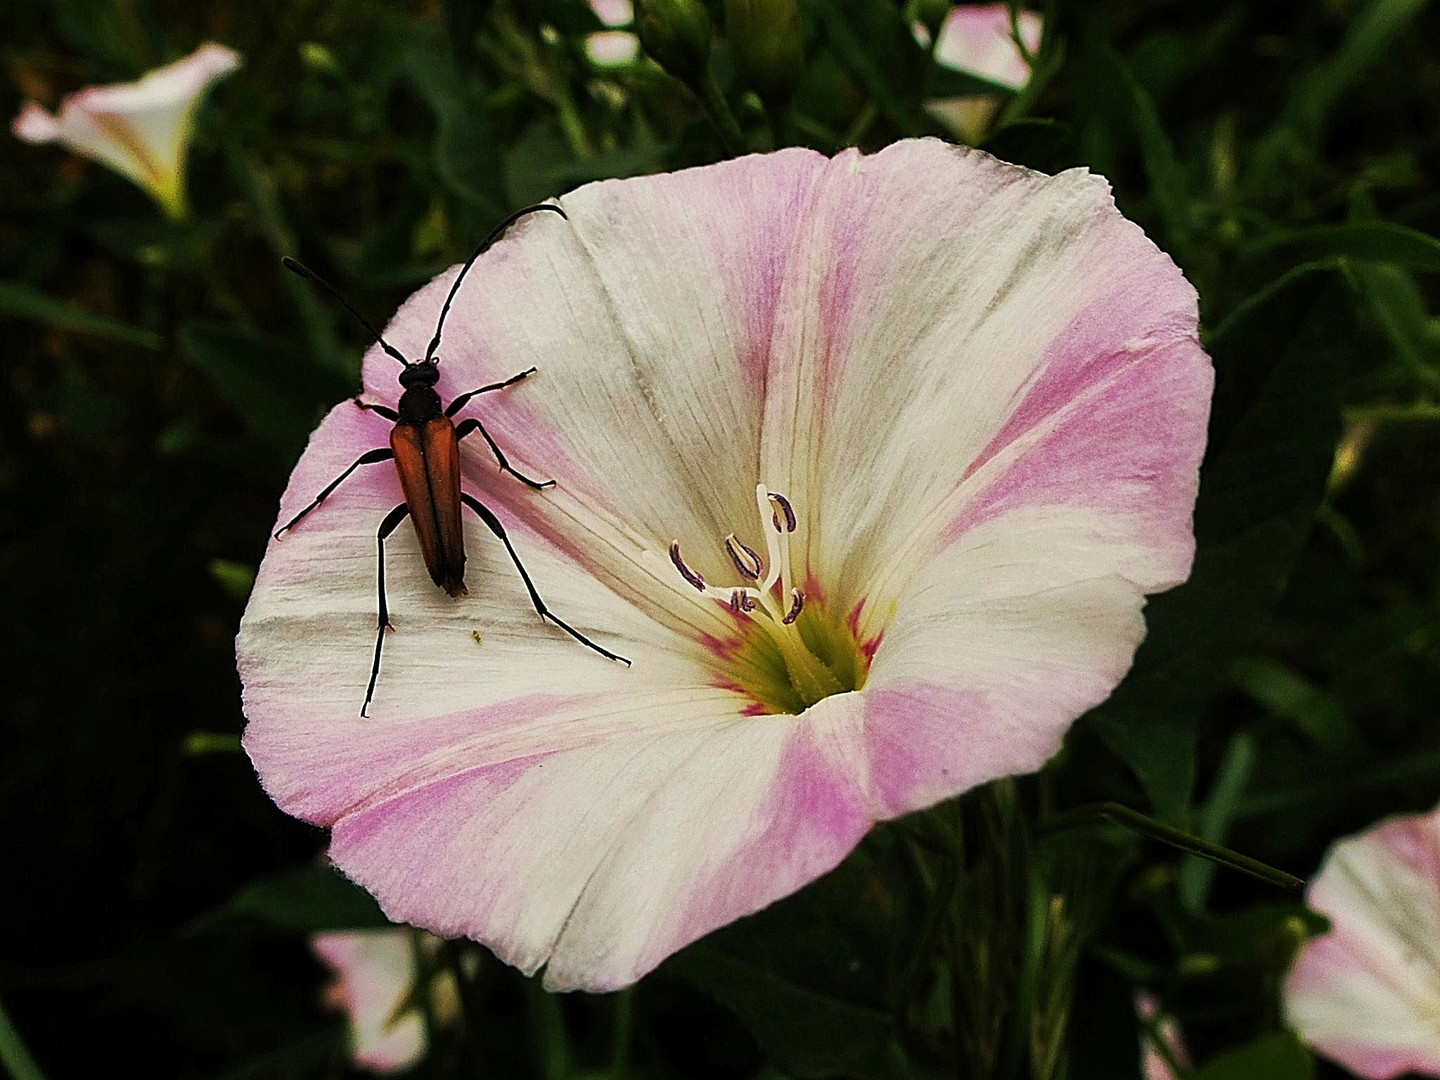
[[282, 257, 410, 368], [424, 203, 568, 364]]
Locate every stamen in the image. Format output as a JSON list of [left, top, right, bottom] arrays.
[[782, 588, 804, 625], [768, 492, 797, 533], [669, 541, 706, 592], [724, 534, 764, 581]]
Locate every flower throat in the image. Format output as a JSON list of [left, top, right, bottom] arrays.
[[670, 486, 874, 715]]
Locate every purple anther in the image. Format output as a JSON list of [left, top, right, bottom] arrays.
[[724, 534, 764, 581], [669, 541, 706, 591], [729, 590, 744, 614], [782, 588, 804, 625], [740, 592, 757, 612], [768, 492, 797, 533]]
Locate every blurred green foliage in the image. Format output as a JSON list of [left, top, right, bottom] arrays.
[[3, 0, 1440, 1077]]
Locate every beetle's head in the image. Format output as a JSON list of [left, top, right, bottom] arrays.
[[399, 359, 440, 389]]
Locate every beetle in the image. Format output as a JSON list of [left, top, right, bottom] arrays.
[[274, 203, 629, 715]]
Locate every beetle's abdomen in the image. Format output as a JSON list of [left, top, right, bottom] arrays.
[[391, 416, 467, 597]]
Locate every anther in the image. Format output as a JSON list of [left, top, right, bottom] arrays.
[[669, 541, 706, 591], [724, 534, 763, 580], [782, 588, 804, 625], [768, 492, 797, 533]]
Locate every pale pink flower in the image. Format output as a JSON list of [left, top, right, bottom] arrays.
[[591, 0, 633, 28], [925, 5, 1042, 143], [238, 139, 1211, 992], [1284, 801, 1440, 1078], [585, 0, 640, 66], [12, 42, 239, 218], [313, 930, 427, 1073]]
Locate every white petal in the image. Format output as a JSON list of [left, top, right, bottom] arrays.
[[327, 693, 871, 991], [860, 507, 1148, 816]]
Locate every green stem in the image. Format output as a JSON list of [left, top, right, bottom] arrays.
[[1039, 802, 1303, 892], [696, 73, 747, 154], [529, 977, 571, 1080], [611, 988, 634, 1073]]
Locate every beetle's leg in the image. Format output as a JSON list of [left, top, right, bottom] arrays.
[[353, 398, 400, 421], [455, 417, 554, 491], [363, 502, 411, 717], [443, 367, 538, 417], [274, 448, 396, 539], [460, 493, 630, 666]]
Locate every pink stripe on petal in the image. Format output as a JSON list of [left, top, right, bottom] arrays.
[[243, 693, 579, 824], [863, 684, 1059, 818], [946, 335, 1210, 588], [666, 716, 872, 946]]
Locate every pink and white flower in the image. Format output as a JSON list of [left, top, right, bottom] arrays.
[[313, 929, 428, 1073], [238, 139, 1211, 992], [12, 42, 239, 217], [924, 5, 1042, 144], [1284, 801, 1440, 1078]]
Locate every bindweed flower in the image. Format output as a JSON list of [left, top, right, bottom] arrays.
[[313, 929, 433, 1073], [586, 0, 641, 67], [238, 139, 1211, 991], [923, 5, 1042, 144], [12, 42, 239, 218], [1284, 801, 1440, 1078]]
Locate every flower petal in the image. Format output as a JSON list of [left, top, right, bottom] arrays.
[[359, 150, 830, 617], [1285, 805, 1440, 1079], [239, 400, 720, 819], [755, 140, 1207, 627], [328, 693, 870, 991], [861, 508, 1148, 817]]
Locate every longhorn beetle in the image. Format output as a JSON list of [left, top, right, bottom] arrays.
[[275, 203, 629, 715]]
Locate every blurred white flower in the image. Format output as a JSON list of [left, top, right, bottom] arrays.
[[587, 0, 640, 66], [12, 42, 239, 218]]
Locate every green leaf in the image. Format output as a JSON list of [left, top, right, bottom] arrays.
[[0, 280, 161, 349], [1244, 221, 1440, 274], [1193, 1032, 1313, 1080], [801, 0, 926, 134], [407, 54, 506, 213], [1087, 266, 1355, 820], [1348, 261, 1440, 391], [1101, 46, 1190, 253], [1285, 0, 1430, 140], [226, 865, 391, 933]]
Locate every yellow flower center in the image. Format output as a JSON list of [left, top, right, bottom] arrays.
[[669, 485, 876, 716]]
